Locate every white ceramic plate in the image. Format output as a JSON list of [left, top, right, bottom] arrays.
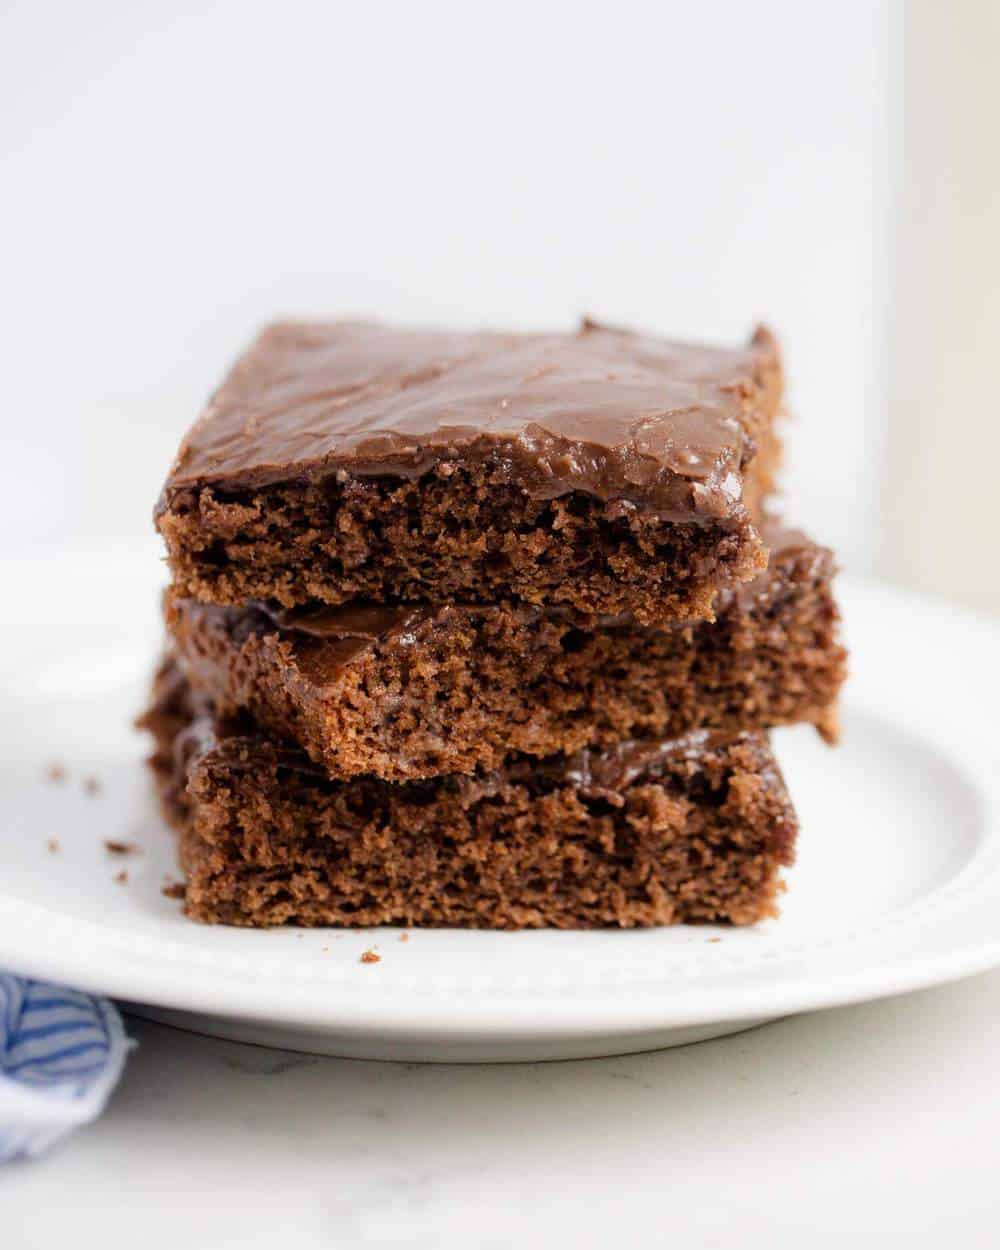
[[1, 539, 999, 1061]]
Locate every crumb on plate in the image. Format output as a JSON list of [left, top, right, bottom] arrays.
[[104, 840, 139, 855]]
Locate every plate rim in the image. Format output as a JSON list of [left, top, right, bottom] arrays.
[[5, 888, 1000, 1039]]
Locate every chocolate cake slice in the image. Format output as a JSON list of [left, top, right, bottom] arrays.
[[164, 527, 844, 782], [155, 319, 783, 625], [140, 660, 799, 930]]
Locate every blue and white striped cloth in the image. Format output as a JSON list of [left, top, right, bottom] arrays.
[[0, 974, 132, 1162]]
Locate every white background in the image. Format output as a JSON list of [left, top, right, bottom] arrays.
[[0, 0, 893, 569]]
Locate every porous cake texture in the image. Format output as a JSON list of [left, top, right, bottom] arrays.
[[141, 661, 799, 929], [164, 527, 845, 781]]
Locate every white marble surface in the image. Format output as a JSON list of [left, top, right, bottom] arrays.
[[4, 972, 1000, 1248]]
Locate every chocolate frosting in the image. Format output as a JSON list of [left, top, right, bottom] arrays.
[[159, 319, 781, 520], [202, 599, 441, 674], [561, 729, 756, 802], [264, 599, 426, 641]]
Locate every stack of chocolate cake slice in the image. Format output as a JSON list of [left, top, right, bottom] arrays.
[[143, 320, 846, 928]]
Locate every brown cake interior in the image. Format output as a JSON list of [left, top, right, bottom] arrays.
[[140, 661, 798, 930], [158, 460, 778, 627], [165, 527, 845, 782]]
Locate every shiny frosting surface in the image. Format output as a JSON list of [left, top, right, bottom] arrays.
[[561, 729, 765, 800], [161, 319, 780, 516]]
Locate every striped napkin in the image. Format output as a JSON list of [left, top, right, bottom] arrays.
[[0, 974, 132, 1162]]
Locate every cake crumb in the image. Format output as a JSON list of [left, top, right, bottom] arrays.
[[360, 949, 381, 965], [83, 776, 102, 797], [399, 932, 410, 943], [114, 870, 128, 885], [707, 937, 721, 944], [162, 881, 186, 900], [104, 840, 139, 856], [45, 762, 67, 784], [46, 838, 60, 854]]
